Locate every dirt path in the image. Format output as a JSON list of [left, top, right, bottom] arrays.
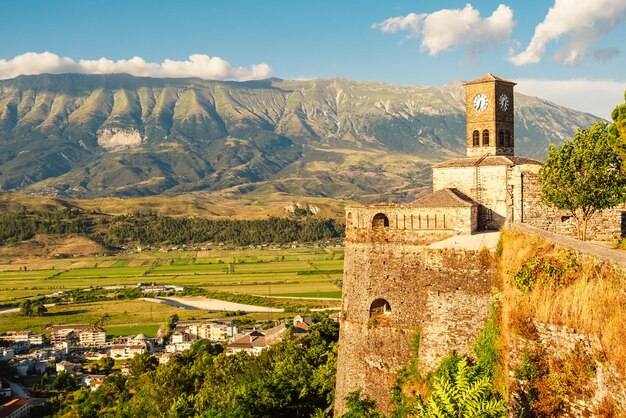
[[140, 297, 284, 313]]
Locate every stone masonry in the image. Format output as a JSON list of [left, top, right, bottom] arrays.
[[334, 228, 497, 415]]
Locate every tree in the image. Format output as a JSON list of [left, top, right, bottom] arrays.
[[341, 390, 384, 418], [609, 90, 626, 166], [19, 299, 47, 317], [167, 314, 179, 333], [539, 120, 626, 241], [51, 370, 77, 391]]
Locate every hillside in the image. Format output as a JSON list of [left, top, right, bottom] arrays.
[[0, 74, 598, 201]]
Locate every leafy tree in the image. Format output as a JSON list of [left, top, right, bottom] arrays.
[[539, 120, 626, 241], [128, 351, 158, 377], [341, 389, 384, 418], [167, 314, 179, 333], [609, 90, 626, 164], [19, 299, 47, 317], [98, 357, 115, 374], [51, 370, 77, 391]]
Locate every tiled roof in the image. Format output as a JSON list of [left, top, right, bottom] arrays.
[[0, 398, 31, 417], [463, 73, 516, 85], [412, 188, 477, 208], [432, 155, 542, 169]]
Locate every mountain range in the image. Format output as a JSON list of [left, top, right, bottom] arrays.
[[0, 73, 599, 202]]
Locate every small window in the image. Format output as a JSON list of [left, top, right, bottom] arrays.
[[482, 130, 490, 146], [561, 216, 572, 222], [472, 130, 480, 147], [498, 130, 504, 146], [506, 130, 512, 147], [372, 213, 389, 228], [347, 212, 353, 226], [369, 299, 391, 317]]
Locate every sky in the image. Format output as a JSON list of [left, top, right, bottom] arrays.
[[1, 0, 625, 118]]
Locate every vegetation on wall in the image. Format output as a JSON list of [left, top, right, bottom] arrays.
[[341, 313, 506, 418], [539, 120, 626, 241], [499, 227, 626, 415]]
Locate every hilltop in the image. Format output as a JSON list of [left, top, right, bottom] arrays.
[[0, 73, 598, 201]]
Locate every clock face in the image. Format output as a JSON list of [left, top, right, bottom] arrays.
[[498, 93, 509, 111], [473, 93, 488, 112]]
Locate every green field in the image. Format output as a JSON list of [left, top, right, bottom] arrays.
[[0, 247, 344, 334]]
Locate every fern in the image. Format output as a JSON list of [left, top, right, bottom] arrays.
[[417, 358, 505, 418]]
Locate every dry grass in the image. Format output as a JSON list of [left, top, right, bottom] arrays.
[[500, 227, 626, 376]]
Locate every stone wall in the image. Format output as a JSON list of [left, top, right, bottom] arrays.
[[346, 204, 477, 236], [508, 321, 626, 416], [518, 165, 625, 240], [334, 239, 497, 415], [433, 164, 509, 230]]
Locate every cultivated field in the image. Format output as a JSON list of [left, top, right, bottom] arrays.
[[0, 246, 344, 335]]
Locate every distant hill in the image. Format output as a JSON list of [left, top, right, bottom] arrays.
[[0, 73, 599, 201]]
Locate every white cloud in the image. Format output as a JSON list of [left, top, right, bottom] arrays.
[[372, 4, 515, 56], [516, 78, 626, 119], [509, 0, 626, 66], [0, 52, 272, 81]]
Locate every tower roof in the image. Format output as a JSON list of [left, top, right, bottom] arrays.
[[433, 155, 542, 169], [463, 73, 516, 86]]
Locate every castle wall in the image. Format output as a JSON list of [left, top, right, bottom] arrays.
[[433, 165, 509, 229], [334, 237, 497, 415], [346, 204, 477, 237], [518, 165, 625, 241]]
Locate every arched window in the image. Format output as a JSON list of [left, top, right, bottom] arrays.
[[506, 130, 512, 147], [347, 212, 353, 227], [498, 130, 504, 146], [482, 130, 490, 146], [372, 213, 389, 228], [472, 130, 480, 147], [369, 299, 391, 317]]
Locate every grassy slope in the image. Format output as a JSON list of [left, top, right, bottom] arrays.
[[499, 227, 626, 375]]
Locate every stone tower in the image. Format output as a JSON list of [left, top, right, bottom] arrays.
[[465, 73, 516, 157], [334, 74, 533, 416]]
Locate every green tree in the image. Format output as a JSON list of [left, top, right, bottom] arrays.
[[98, 357, 115, 374], [539, 120, 626, 241], [32, 299, 47, 316], [341, 389, 384, 418], [19, 299, 32, 316], [167, 314, 179, 334], [19, 299, 47, 317], [51, 370, 77, 391], [609, 90, 626, 165]]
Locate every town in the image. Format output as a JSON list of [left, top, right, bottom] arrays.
[[0, 313, 330, 416]]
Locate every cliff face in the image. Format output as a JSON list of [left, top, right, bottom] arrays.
[[0, 74, 598, 199]]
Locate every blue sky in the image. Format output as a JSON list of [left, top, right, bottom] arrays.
[[1, 0, 625, 118]]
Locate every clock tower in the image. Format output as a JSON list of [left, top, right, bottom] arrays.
[[464, 73, 516, 157]]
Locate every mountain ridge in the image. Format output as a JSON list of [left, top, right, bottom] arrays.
[[0, 73, 599, 201]]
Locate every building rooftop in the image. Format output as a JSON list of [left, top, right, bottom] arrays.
[[80, 327, 105, 334], [463, 73, 516, 86], [412, 188, 477, 208], [432, 155, 542, 169], [0, 398, 31, 418]]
